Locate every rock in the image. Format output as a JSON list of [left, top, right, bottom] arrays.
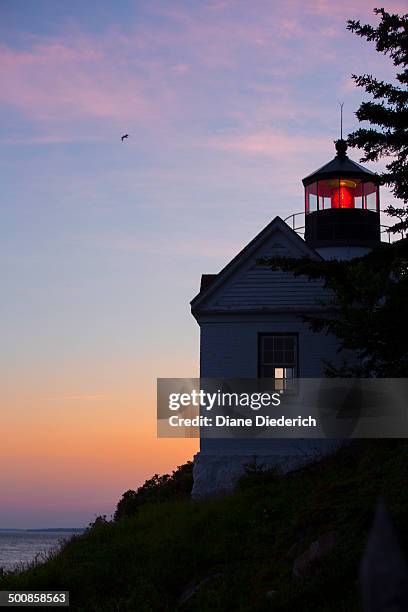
[[360, 499, 408, 612], [293, 530, 337, 578]]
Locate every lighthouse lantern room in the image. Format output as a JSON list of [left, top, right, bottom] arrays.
[[303, 139, 381, 258]]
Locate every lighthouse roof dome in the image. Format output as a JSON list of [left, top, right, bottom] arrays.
[[302, 140, 379, 186]]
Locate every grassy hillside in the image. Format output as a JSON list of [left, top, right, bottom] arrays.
[[1, 440, 407, 611]]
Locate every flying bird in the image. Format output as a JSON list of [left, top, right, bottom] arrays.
[[121, 134, 129, 142]]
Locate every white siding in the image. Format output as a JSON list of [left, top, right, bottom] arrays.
[[199, 315, 339, 378], [211, 267, 327, 310], [198, 316, 341, 457], [198, 227, 329, 313]]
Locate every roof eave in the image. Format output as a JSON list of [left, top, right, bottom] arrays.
[[302, 156, 379, 186], [302, 169, 379, 186]]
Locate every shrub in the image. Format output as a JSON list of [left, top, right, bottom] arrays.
[[238, 456, 281, 490], [114, 461, 193, 520]]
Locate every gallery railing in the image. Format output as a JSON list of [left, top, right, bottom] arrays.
[[283, 211, 405, 244]]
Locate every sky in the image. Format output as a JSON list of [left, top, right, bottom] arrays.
[[0, 0, 404, 527]]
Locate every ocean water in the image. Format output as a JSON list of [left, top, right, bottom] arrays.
[[0, 530, 83, 572]]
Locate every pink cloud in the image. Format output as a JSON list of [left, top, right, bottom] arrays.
[[208, 128, 328, 158], [0, 0, 401, 145], [304, 0, 407, 17], [0, 4, 325, 120], [0, 38, 149, 124], [171, 63, 191, 75]]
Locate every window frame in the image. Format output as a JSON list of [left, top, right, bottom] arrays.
[[257, 332, 299, 380]]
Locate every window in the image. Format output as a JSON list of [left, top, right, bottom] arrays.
[[305, 182, 318, 212], [259, 334, 298, 390]]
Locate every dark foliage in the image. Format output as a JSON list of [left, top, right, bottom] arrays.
[[88, 515, 109, 529], [114, 461, 193, 521], [346, 8, 408, 233], [259, 238, 408, 376], [238, 456, 281, 490], [2, 441, 408, 611]]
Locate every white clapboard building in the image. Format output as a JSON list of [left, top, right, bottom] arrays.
[[190, 139, 384, 499]]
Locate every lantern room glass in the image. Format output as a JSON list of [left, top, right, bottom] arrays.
[[305, 179, 379, 213]]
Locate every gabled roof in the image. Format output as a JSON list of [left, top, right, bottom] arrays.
[[191, 216, 322, 313]]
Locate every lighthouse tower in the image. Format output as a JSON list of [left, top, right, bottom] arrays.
[[303, 139, 381, 260], [190, 140, 384, 499]]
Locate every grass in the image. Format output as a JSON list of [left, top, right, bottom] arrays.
[[1, 440, 407, 611]]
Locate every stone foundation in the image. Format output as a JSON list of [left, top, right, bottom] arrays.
[[192, 440, 344, 499]]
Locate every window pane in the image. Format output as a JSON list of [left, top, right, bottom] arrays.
[[276, 350, 285, 363], [263, 349, 274, 364], [366, 192, 377, 210], [285, 348, 294, 362], [263, 337, 274, 350], [261, 366, 275, 378], [306, 182, 318, 214], [309, 194, 317, 212], [284, 337, 295, 363], [274, 337, 284, 349]]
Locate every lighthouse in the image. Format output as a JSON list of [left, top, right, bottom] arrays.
[[190, 140, 386, 499]]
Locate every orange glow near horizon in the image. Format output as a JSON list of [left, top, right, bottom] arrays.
[[0, 360, 198, 526]]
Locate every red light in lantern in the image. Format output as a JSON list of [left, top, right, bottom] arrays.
[[331, 181, 354, 208]]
